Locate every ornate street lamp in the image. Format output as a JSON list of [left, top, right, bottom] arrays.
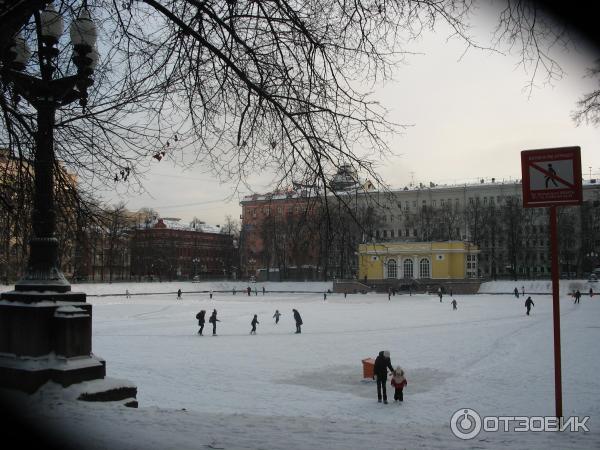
[[0, 2, 136, 402], [2, 2, 97, 294]]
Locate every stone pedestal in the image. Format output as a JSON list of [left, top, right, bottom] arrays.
[[0, 290, 135, 403]]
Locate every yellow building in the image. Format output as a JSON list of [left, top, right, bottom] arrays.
[[358, 241, 479, 281]]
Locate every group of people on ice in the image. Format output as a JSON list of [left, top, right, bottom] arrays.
[[194, 308, 303, 336]]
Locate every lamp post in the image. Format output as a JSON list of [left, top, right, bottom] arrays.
[[2, 2, 97, 293], [0, 2, 135, 402]]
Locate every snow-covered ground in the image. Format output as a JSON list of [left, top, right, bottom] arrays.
[[2, 280, 599, 449]]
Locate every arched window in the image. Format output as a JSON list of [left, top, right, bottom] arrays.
[[403, 259, 413, 279], [386, 259, 397, 279], [419, 258, 430, 278]]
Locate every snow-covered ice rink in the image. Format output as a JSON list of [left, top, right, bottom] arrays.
[[3, 280, 600, 449]]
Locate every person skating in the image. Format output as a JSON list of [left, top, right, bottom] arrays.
[[250, 314, 259, 334], [293, 309, 303, 334], [209, 309, 220, 335], [177, 288, 182, 300], [514, 287, 519, 299], [374, 350, 394, 404], [196, 310, 206, 335], [525, 296, 535, 316], [574, 289, 581, 304], [438, 287, 443, 302], [209, 290, 213, 299], [451, 298, 457, 310], [273, 310, 282, 324], [521, 285, 525, 297], [590, 287, 594, 298], [247, 286, 251, 296], [125, 289, 131, 299], [323, 292, 327, 301], [390, 366, 408, 402], [262, 286, 266, 295]]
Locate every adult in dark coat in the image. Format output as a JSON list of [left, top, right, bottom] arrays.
[[196, 310, 206, 335], [374, 350, 394, 404], [209, 309, 220, 335], [177, 289, 182, 299], [525, 297, 534, 316], [293, 309, 303, 334], [574, 290, 581, 304]]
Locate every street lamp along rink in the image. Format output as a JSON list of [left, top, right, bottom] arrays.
[[0, 1, 136, 405]]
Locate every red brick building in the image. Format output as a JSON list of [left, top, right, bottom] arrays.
[[239, 188, 321, 280], [131, 218, 237, 281]]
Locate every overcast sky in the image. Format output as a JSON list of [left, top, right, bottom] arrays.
[[100, 3, 600, 227]]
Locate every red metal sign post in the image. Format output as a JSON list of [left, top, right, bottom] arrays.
[[521, 146, 583, 420]]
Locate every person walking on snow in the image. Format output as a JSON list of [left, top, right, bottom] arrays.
[[391, 366, 408, 402], [514, 287, 519, 299], [525, 296, 535, 316], [273, 310, 282, 324], [196, 310, 206, 335], [250, 314, 259, 334], [451, 298, 457, 310], [574, 289, 581, 304], [374, 350, 394, 404], [293, 309, 303, 334], [177, 289, 182, 300], [209, 309, 220, 335]]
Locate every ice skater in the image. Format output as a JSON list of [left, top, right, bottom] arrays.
[[209, 309, 220, 335], [177, 289, 182, 300], [209, 290, 213, 299], [574, 289, 581, 304], [525, 296, 535, 316], [374, 350, 394, 404], [262, 286, 266, 295], [513, 287, 519, 298], [273, 310, 282, 324], [590, 287, 594, 298], [293, 309, 303, 334], [323, 292, 327, 301], [521, 285, 525, 297], [250, 314, 259, 334], [451, 298, 457, 310], [247, 286, 251, 296], [125, 289, 131, 298], [196, 310, 206, 335], [391, 366, 407, 402], [438, 287, 443, 302]]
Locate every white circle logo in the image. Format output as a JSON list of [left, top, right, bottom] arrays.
[[450, 408, 482, 440]]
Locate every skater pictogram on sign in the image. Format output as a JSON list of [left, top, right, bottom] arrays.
[[521, 147, 582, 208]]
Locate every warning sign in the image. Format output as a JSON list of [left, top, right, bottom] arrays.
[[521, 147, 582, 208]]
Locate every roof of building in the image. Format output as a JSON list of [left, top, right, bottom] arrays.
[[146, 217, 224, 234]]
